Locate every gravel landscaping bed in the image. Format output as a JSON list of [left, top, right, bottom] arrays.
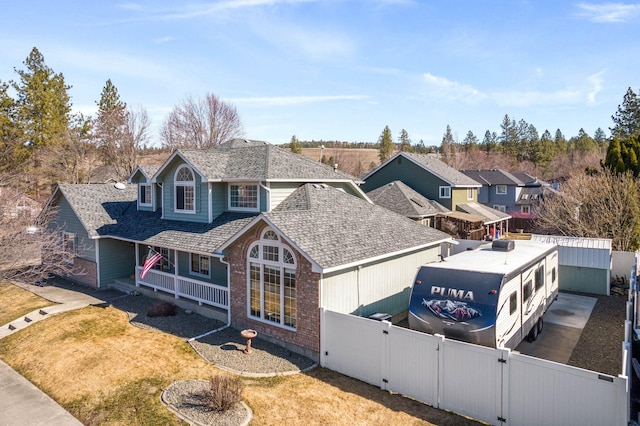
[[567, 290, 627, 376], [161, 380, 251, 426]]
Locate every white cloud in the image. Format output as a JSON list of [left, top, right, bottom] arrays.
[[492, 89, 583, 107], [227, 95, 370, 106], [53, 47, 175, 82], [422, 71, 604, 108], [586, 70, 605, 105], [154, 36, 177, 44], [422, 73, 485, 101], [575, 2, 640, 23], [130, 0, 317, 21]]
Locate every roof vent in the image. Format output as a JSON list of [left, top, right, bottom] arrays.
[[114, 182, 126, 190], [492, 240, 515, 252]]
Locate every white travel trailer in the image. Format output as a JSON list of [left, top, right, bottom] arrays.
[[408, 240, 559, 349]]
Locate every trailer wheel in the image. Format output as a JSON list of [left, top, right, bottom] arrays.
[[527, 324, 538, 342], [537, 317, 544, 335]]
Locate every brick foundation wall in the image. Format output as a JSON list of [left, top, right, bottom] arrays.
[[227, 223, 321, 361], [64, 257, 98, 288]]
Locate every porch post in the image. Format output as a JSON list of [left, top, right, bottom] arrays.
[[174, 249, 179, 299], [135, 243, 140, 287]]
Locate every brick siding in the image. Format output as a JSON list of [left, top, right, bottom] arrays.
[[227, 223, 321, 360]]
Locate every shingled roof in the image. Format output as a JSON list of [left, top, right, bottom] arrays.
[[256, 184, 452, 271], [364, 152, 480, 187], [167, 139, 359, 182], [53, 184, 257, 254], [460, 169, 525, 186], [366, 181, 449, 219]]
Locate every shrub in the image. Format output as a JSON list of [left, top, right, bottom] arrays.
[[147, 301, 178, 317], [204, 374, 244, 412]]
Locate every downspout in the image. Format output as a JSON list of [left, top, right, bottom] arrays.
[[260, 181, 271, 212], [188, 255, 231, 341]]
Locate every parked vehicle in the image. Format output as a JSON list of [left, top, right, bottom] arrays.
[[408, 239, 559, 348]]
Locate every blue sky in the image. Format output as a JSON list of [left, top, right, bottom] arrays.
[[1, 1, 639, 147]]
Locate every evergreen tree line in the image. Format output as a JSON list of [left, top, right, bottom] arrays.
[[0, 47, 243, 198]]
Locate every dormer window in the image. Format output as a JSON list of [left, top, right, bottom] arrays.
[[139, 184, 151, 206], [174, 166, 195, 213], [229, 183, 259, 211]]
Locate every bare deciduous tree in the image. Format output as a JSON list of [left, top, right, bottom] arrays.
[[535, 170, 640, 251], [160, 93, 243, 150], [98, 106, 150, 180], [0, 180, 79, 284]]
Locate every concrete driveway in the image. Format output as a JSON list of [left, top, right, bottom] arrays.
[[515, 292, 597, 363]]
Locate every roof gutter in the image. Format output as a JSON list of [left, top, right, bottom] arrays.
[[316, 236, 456, 274]]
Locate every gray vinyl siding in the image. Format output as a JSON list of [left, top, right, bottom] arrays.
[[211, 183, 226, 218], [327, 182, 362, 198], [176, 251, 228, 285], [483, 185, 518, 212], [49, 195, 96, 262], [98, 238, 136, 285], [269, 182, 299, 210], [321, 246, 440, 317], [362, 158, 452, 209], [161, 162, 210, 223]]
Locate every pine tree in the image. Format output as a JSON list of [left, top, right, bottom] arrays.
[[611, 87, 640, 139], [462, 131, 478, 151], [12, 47, 72, 195], [398, 129, 413, 152], [440, 125, 455, 164], [0, 81, 27, 173], [290, 135, 302, 154], [378, 125, 394, 163]]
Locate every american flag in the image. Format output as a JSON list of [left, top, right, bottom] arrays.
[[140, 251, 163, 279]]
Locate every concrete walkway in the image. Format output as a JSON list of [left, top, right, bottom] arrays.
[[0, 281, 122, 426]]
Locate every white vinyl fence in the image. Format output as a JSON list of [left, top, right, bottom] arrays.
[[320, 309, 628, 426]]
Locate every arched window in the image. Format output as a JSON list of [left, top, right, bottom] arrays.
[[174, 165, 195, 213], [247, 228, 296, 329]]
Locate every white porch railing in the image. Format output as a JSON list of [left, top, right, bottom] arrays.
[[135, 267, 229, 309]]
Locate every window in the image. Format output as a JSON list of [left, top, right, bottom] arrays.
[[496, 185, 507, 195], [523, 281, 532, 303], [467, 188, 474, 200], [139, 184, 151, 206], [151, 246, 172, 272], [190, 254, 210, 277], [509, 291, 517, 315], [493, 205, 506, 213], [247, 228, 296, 328], [535, 266, 544, 290], [439, 186, 451, 199], [229, 184, 259, 211], [174, 166, 195, 213], [552, 267, 556, 283], [62, 232, 75, 264], [521, 205, 530, 214]]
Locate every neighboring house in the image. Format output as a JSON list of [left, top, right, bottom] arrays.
[[362, 153, 510, 240], [42, 139, 453, 361], [365, 180, 448, 227], [0, 186, 41, 222], [460, 169, 555, 233], [362, 152, 481, 210]]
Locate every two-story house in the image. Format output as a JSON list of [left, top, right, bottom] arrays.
[[42, 139, 453, 361], [460, 169, 555, 232], [362, 152, 510, 240]]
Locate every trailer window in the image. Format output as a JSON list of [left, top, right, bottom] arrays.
[[535, 266, 544, 290], [552, 267, 556, 283], [509, 292, 517, 315], [523, 281, 532, 302]]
